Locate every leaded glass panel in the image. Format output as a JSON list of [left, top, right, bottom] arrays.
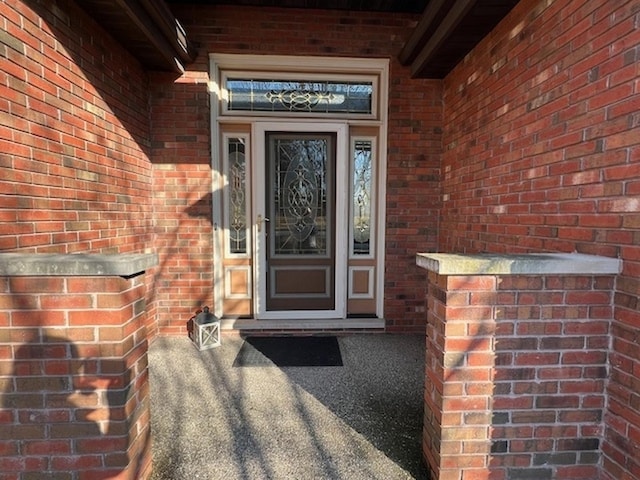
[[352, 140, 372, 255], [226, 79, 373, 115], [227, 138, 247, 254], [269, 136, 330, 256]]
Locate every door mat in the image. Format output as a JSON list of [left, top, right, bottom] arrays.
[[233, 336, 343, 367]]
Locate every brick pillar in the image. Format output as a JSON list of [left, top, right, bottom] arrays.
[[0, 254, 157, 480], [418, 253, 620, 480], [490, 275, 613, 480], [424, 272, 497, 480]]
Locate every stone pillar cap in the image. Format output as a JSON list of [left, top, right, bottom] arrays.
[[0, 253, 158, 277], [416, 252, 622, 275]]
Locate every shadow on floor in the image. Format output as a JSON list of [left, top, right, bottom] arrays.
[[149, 334, 429, 480]]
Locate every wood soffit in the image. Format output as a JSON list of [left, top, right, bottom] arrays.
[[77, 0, 519, 78]]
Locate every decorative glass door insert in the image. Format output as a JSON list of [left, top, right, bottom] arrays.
[[227, 138, 247, 254], [352, 139, 373, 256], [265, 133, 336, 311]]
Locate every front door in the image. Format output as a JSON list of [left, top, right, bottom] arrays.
[[265, 132, 335, 311], [254, 123, 348, 319]]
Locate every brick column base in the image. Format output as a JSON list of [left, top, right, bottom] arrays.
[[417, 253, 620, 480], [0, 254, 156, 480]]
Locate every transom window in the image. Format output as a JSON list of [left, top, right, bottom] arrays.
[[219, 68, 380, 119], [225, 78, 373, 115]]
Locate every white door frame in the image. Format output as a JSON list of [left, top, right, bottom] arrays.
[[253, 121, 349, 319], [209, 54, 389, 328]]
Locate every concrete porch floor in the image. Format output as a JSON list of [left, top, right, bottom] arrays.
[[149, 333, 429, 479]]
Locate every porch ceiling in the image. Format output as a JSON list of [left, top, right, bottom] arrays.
[[78, 0, 519, 78], [78, 0, 197, 73]]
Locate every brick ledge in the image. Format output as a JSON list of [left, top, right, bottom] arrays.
[[0, 253, 158, 277], [416, 252, 621, 275]]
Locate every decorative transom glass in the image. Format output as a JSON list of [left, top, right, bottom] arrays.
[[226, 79, 373, 115]]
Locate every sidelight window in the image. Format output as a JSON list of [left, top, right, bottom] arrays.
[[223, 135, 250, 256], [351, 138, 375, 257]]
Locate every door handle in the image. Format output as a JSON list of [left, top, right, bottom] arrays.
[[257, 214, 270, 232]]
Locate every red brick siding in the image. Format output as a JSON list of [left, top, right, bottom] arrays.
[[1, 4, 158, 476], [151, 162, 215, 334], [150, 5, 442, 332], [0, 0, 153, 255], [440, 1, 640, 478], [425, 271, 614, 480], [491, 274, 613, 480], [0, 274, 152, 480]]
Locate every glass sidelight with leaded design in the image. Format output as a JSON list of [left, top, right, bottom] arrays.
[[220, 131, 253, 317], [347, 134, 377, 316]]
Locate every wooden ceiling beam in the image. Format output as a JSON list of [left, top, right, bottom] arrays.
[[399, 0, 519, 78], [140, 0, 196, 64], [115, 0, 187, 72], [79, 0, 197, 73], [397, 0, 448, 66], [401, 0, 478, 78]]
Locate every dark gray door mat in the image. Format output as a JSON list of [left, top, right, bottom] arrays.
[[233, 335, 343, 367]]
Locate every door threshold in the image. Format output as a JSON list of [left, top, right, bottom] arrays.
[[220, 317, 385, 331]]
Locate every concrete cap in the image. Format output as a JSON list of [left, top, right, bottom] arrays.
[[0, 253, 158, 277], [416, 252, 622, 276]]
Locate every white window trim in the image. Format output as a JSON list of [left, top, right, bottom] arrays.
[[210, 54, 388, 122]]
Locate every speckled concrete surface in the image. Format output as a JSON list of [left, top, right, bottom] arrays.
[[148, 333, 429, 480]]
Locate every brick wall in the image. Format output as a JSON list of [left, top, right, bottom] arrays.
[[424, 269, 615, 480], [0, 0, 153, 255], [148, 73, 214, 334], [0, 272, 153, 480], [150, 5, 443, 333], [0, 2, 157, 479], [440, 0, 640, 478]]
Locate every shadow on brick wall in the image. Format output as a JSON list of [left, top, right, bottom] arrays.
[[0, 333, 149, 479]]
